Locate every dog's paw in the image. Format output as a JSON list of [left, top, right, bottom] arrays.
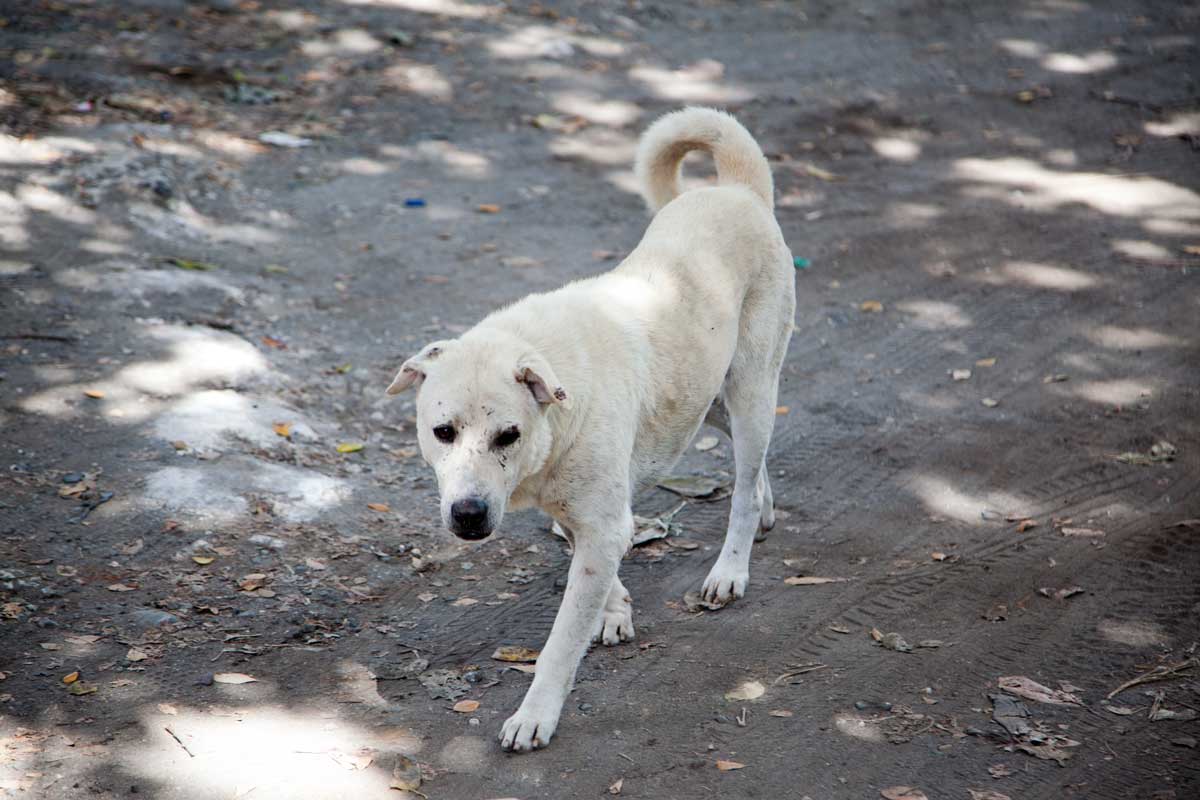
[[701, 563, 748, 606], [592, 602, 635, 646], [499, 703, 560, 753]]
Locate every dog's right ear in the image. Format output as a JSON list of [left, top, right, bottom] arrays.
[[386, 340, 453, 395]]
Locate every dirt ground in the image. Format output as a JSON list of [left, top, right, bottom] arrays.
[[2, 0, 1199, 798]]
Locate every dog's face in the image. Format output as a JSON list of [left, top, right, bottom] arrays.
[[386, 334, 569, 541]]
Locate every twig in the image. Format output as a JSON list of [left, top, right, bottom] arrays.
[[1, 333, 77, 342], [773, 663, 826, 685], [1106, 657, 1198, 699], [164, 726, 195, 758], [736, 707, 748, 727], [618, 752, 636, 764]]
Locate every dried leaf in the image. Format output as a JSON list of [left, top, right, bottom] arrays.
[[84, 389, 105, 399], [951, 369, 972, 381], [881, 787, 927, 800], [1060, 527, 1104, 538], [968, 791, 1012, 800], [998, 675, 1081, 706], [508, 663, 537, 674], [417, 592, 436, 603], [106, 583, 136, 592], [260, 335, 287, 350], [975, 357, 997, 367], [64, 634, 99, 645], [62, 671, 79, 684], [981, 397, 999, 408], [859, 300, 884, 313], [768, 709, 794, 717], [608, 778, 624, 795], [775, 405, 790, 415], [828, 624, 851, 634], [239, 574, 267, 591], [715, 760, 745, 771], [492, 646, 540, 663], [870, 627, 885, 642], [272, 422, 292, 437], [452, 699, 480, 713], [725, 680, 765, 701], [451, 597, 479, 607], [987, 764, 1013, 778], [1016, 742, 1073, 765], [213, 672, 258, 685], [332, 750, 374, 771], [41, 642, 61, 650], [1016, 519, 1038, 532], [784, 576, 849, 585], [336, 442, 364, 454], [476, 203, 501, 213], [1102, 703, 1137, 716], [367, 502, 391, 512], [390, 755, 422, 792], [931, 551, 948, 561], [126, 648, 149, 662], [799, 162, 842, 182], [694, 435, 720, 452], [67, 681, 97, 696], [192, 556, 215, 565]]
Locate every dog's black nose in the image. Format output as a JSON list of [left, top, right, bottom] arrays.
[[450, 497, 491, 539]]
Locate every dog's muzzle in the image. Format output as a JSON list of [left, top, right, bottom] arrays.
[[449, 496, 492, 540]]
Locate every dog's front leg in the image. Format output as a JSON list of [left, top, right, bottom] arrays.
[[500, 507, 631, 752]]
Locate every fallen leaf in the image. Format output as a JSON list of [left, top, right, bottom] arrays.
[[799, 162, 842, 182], [333, 750, 374, 771], [260, 335, 287, 350], [870, 627, 885, 642], [775, 405, 790, 415], [169, 257, 217, 271], [417, 592, 436, 603], [1016, 519, 1038, 533], [508, 663, 537, 674], [987, 763, 1013, 778], [64, 634, 99, 645], [951, 369, 972, 381], [492, 646, 540, 663], [452, 597, 479, 607], [67, 681, 97, 696], [931, 551, 948, 561], [715, 760, 745, 771], [126, 648, 148, 662], [784, 576, 849, 585], [1016, 742, 1073, 765], [609, 778, 623, 795], [336, 442, 364, 454], [981, 397, 999, 408], [968, 791, 1012, 800], [367, 502, 391, 512], [694, 435, 720, 452], [213, 672, 258, 685], [305, 557, 326, 570], [1102, 703, 1138, 716], [1181, 244, 1200, 256], [476, 203, 501, 213], [239, 573, 267, 591], [725, 680, 765, 701], [975, 357, 997, 367], [390, 755, 422, 792], [62, 671, 79, 684], [83, 389, 105, 399], [1060, 527, 1105, 538], [272, 422, 292, 438], [106, 583, 136, 592], [452, 699, 480, 713], [828, 624, 851, 634], [157, 703, 178, 715], [860, 300, 884, 313], [1043, 373, 1069, 383], [880, 787, 927, 800], [192, 556, 214, 565], [768, 709, 794, 717], [998, 675, 1082, 706]]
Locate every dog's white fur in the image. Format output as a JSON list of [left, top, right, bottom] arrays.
[[388, 107, 795, 751]]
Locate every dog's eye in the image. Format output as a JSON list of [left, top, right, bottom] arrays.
[[492, 426, 520, 448], [433, 424, 456, 443]]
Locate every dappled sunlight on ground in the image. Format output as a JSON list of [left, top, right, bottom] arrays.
[[339, 0, 498, 19], [954, 157, 1200, 220], [894, 299, 971, 330], [1083, 325, 1188, 350], [19, 323, 268, 422], [629, 59, 754, 103], [979, 260, 1099, 292], [1063, 377, 1156, 407], [116, 702, 420, 799], [908, 475, 1030, 525]]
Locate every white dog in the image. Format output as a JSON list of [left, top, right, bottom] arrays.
[[387, 107, 795, 751]]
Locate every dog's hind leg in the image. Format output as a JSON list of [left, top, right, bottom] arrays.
[[705, 397, 775, 540], [701, 349, 784, 605]]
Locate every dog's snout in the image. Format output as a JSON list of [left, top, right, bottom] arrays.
[[450, 497, 491, 539]]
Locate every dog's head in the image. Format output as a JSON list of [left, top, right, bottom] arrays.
[[386, 331, 569, 541]]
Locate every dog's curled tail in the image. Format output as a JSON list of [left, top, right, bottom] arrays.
[[634, 106, 773, 213]]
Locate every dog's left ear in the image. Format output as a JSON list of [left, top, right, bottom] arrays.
[[386, 340, 453, 395], [516, 354, 571, 410]]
